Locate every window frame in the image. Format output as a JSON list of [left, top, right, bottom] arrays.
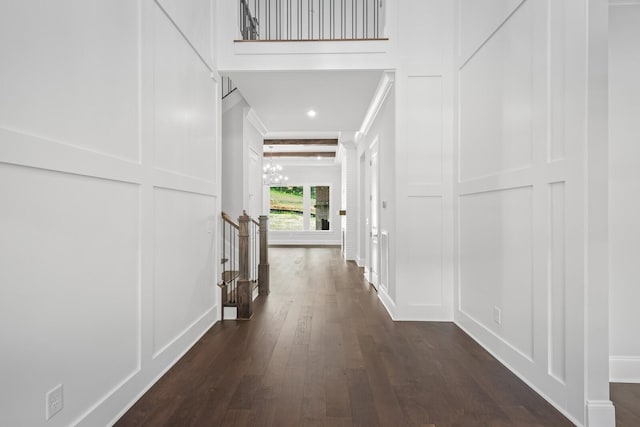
[[268, 184, 332, 232]]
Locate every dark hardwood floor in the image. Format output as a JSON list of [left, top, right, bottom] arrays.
[[116, 247, 574, 426], [611, 383, 640, 427]]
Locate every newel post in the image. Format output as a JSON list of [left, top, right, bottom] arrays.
[[258, 215, 270, 296], [237, 211, 252, 319]]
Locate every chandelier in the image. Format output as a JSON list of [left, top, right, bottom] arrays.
[[263, 147, 288, 185]]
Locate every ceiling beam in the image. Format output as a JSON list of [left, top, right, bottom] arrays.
[[264, 151, 336, 158], [264, 139, 338, 146]]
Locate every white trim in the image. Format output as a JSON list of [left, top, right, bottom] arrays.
[[359, 71, 395, 137], [223, 306, 237, 320], [264, 130, 339, 139], [378, 286, 396, 320], [454, 323, 584, 427], [152, 0, 214, 72], [268, 241, 341, 246], [104, 315, 217, 426], [246, 108, 268, 136], [335, 144, 345, 163], [586, 401, 616, 427], [393, 304, 454, 322], [232, 39, 390, 57], [222, 89, 244, 113], [609, 0, 640, 6], [151, 307, 217, 359], [610, 356, 640, 383]]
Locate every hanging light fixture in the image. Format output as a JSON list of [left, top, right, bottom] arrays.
[[263, 146, 288, 185]]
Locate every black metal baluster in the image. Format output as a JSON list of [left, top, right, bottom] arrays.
[[288, 0, 291, 39], [362, 0, 365, 38], [377, 0, 380, 37], [330, 0, 334, 39], [268, 0, 271, 39]]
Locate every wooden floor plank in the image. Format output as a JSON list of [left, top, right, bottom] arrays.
[[115, 247, 578, 427], [611, 382, 640, 427]]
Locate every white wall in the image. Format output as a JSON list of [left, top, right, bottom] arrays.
[[454, 0, 612, 425], [609, 0, 640, 383], [390, 0, 455, 322], [222, 92, 247, 218], [340, 138, 359, 261], [0, 1, 220, 426], [264, 160, 342, 245], [244, 111, 266, 218], [222, 92, 265, 220]]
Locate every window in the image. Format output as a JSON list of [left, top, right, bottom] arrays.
[[269, 186, 304, 231], [269, 185, 331, 231], [310, 186, 330, 230]]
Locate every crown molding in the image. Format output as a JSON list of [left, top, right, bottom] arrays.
[[359, 70, 395, 138], [246, 109, 268, 136]]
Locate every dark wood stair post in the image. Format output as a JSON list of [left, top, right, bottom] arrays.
[[237, 211, 252, 319], [258, 215, 270, 296]]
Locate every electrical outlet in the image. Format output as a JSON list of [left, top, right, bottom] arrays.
[[46, 384, 63, 420], [493, 307, 502, 325]]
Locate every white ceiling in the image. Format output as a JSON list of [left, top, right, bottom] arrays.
[[227, 70, 383, 134]]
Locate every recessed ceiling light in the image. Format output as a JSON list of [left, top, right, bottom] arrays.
[[307, 110, 316, 118]]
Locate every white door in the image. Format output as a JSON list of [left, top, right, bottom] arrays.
[[369, 140, 379, 289]]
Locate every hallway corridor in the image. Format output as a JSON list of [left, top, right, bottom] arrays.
[[115, 247, 572, 426]]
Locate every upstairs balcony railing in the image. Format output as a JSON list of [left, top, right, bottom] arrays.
[[239, 0, 385, 41]]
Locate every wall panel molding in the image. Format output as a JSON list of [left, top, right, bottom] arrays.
[[0, 127, 142, 185], [0, 1, 221, 425], [458, 0, 527, 67]]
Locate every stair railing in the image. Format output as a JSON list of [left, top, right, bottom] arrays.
[[221, 75, 237, 100], [220, 211, 240, 320], [258, 215, 270, 295], [220, 211, 269, 320]]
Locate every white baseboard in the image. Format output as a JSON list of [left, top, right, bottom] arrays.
[[454, 320, 583, 427], [586, 400, 616, 427], [102, 310, 217, 427], [610, 356, 640, 383], [378, 287, 396, 319], [223, 306, 237, 320], [392, 305, 454, 321]]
